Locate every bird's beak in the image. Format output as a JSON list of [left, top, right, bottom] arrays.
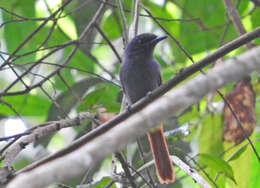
[[151, 36, 167, 45]]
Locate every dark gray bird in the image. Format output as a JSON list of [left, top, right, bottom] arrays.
[[251, 0, 260, 6], [120, 33, 174, 184]]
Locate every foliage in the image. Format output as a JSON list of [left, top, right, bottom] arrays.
[[0, 0, 260, 187]]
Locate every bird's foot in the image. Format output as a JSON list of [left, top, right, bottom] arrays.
[[126, 105, 132, 113], [146, 91, 153, 100]]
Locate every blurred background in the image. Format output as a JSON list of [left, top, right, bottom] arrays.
[[0, 0, 260, 187]]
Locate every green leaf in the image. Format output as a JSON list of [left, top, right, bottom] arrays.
[[198, 153, 236, 183], [198, 114, 223, 155], [251, 6, 260, 45], [47, 77, 103, 121], [145, 1, 184, 62], [180, 0, 227, 54], [35, 77, 103, 147], [101, 0, 132, 40], [0, 95, 50, 117], [79, 82, 120, 113], [13, 157, 31, 170], [198, 114, 225, 186], [91, 177, 116, 188], [54, 69, 75, 91], [249, 132, 260, 188], [46, 27, 95, 73], [228, 145, 247, 162], [2, 0, 42, 63], [223, 137, 254, 188], [101, 12, 122, 40]]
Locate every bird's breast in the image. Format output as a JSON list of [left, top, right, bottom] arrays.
[[120, 60, 160, 104]]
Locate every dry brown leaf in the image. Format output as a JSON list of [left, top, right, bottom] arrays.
[[223, 80, 256, 143], [97, 107, 116, 123]]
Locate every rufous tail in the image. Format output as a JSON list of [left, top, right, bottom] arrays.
[[147, 125, 175, 184]]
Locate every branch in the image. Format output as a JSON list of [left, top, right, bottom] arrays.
[[94, 23, 122, 62], [136, 156, 212, 188], [1, 0, 108, 97], [222, 0, 255, 49], [6, 45, 260, 188], [1, 112, 96, 169], [141, 4, 194, 62], [0, 0, 73, 70], [117, 0, 129, 45], [114, 153, 136, 187], [129, 0, 140, 38]]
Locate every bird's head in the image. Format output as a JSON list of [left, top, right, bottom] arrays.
[[124, 33, 167, 59]]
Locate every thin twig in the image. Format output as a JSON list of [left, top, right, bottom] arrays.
[[125, 161, 154, 188], [94, 23, 122, 62], [218, 91, 260, 162], [222, 0, 255, 49], [115, 153, 137, 188], [141, 4, 194, 63], [132, 0, 140, 37], [0, 0, 73, 69], [117, 0, 129, 45], [0, 132, 31, 142], [136, 155, 212, 188], [136, 140, 156, 187], [98, 0, 200, 22]]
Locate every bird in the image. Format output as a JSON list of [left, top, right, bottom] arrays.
[[119, 33, 175, 184]]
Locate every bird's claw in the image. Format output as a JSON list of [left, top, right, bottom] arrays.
[[146, 91, 152, 100], [127, 105, 132, 112]]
